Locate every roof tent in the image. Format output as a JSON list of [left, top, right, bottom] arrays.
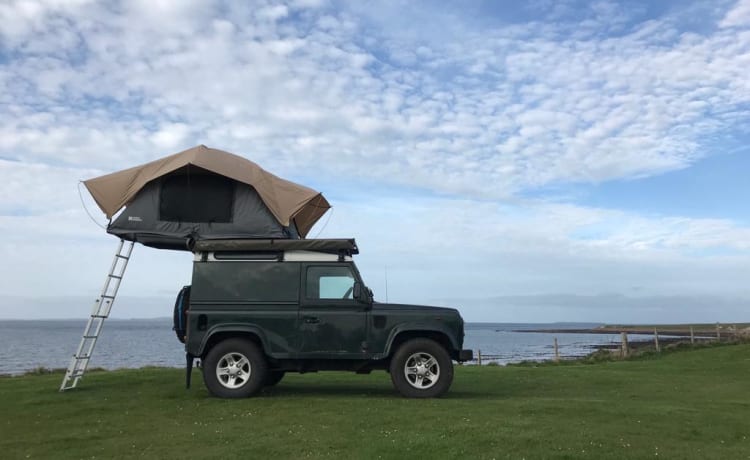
[[83, 145, 331, 250]]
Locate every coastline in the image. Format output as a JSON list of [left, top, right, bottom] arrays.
[[514, 323, 750, 338], [515, 327, 715, 337]]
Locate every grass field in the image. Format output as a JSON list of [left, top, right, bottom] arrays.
[[1, 344, 749, 459]]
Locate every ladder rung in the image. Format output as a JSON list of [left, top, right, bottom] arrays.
[[61, 239, 134, 392]]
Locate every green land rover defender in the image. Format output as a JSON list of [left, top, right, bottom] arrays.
[[174, 238, 472, 398]]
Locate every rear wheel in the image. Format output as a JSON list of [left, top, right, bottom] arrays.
[[389, 338, 453, 398], [203, 338, 267, 398]]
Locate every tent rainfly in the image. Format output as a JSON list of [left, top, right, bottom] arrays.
[[83, 145, 331, 250]]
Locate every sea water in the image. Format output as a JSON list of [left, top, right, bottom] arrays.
[[0, 319, 657, 375]]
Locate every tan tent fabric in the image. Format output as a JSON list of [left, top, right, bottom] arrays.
[[83, 145, 330, 237]]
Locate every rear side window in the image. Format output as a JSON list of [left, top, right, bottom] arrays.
[[191, 262, 299, 302], [306, 266, 355, 300]]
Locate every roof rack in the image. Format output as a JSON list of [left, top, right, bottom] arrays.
[[191, 238, 359, 256]]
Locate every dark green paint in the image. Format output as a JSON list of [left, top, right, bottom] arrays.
[[185, 258, 468, 368]]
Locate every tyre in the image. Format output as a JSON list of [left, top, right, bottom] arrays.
[[264, 371, 285, 387], [172, 286, 191, 343], [389, 338, 453, 398], [202, 338, 268, 398]]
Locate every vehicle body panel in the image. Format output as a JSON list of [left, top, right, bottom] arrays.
[[184, 254, 470, 367], [187, 261, 300, 357]]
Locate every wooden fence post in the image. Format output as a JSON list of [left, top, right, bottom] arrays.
[[716, 323, 721, 341], [654, 328, 660, 352], [690, 326, 695, 344], [477, 349, 482, 366], [554, 338, 560, 362], [620, 332, 629, 358]]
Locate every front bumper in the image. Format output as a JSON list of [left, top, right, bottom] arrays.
[[458, 349, 473, 362]]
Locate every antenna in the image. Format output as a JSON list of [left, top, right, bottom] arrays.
[[384, 265, 389, 303]]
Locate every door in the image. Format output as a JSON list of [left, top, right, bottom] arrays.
[[298, 263, 369, 358]]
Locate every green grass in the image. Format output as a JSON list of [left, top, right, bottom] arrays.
[[2, 345, 749, 459]]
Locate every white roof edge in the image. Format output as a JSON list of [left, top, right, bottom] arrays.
[[284, 250, 351, 261], [198, 250, 351, 262]]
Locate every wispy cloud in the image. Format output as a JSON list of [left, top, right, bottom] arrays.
[[2, 0, 749, 195], [720, 0, 750, 27], [1, 0, 749, 320]]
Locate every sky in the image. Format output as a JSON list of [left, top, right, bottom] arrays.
[[0, 0, 749, 322]]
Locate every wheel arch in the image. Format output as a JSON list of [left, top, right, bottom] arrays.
[[385, 327, 460, 360], [198, 325, 268, 358]]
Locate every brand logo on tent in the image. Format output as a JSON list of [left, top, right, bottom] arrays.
[[128, 216, 143, 222]]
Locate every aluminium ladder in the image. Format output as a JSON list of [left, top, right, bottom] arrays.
[[60, 239, 135, 391]]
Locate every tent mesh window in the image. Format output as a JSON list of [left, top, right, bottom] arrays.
[[159, 169, 235, 223]]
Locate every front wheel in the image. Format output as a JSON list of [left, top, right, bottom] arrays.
[[389, 338, 453, 398], [203, 338, 267, 398]]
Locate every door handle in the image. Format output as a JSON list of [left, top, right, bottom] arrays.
[[303, 316, 320, 324]]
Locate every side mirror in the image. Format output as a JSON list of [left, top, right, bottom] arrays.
[[353, 282, 373, 305]]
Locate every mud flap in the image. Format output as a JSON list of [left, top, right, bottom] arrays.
[[185, 352, 195, 389]]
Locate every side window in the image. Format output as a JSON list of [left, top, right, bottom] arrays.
[[306, 266, 355, 300], [191, 261, 300, 302]]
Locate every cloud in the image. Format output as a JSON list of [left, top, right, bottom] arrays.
[[456, 293, 750, 323], [1, 0, 749, 198], [1, 1, 749, 321], [720, 0, 750, 27], [2, 192, 749, 320], [312, 196, 750, 316], [151, 123, 191, 150]]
